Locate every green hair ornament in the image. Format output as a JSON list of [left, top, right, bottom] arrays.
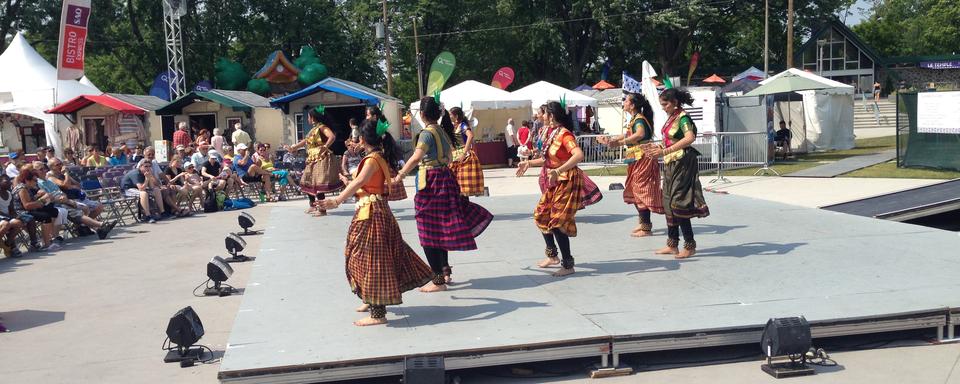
[[376, 120, 390, 136], [559, 94, 567, 109], [432, 90, 441, 104], [314, 104, 326, 115]]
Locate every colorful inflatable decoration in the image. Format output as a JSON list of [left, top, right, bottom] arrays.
[[214, 57, 249, 90]]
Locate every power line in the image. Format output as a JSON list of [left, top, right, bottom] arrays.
[[393, 0, 737, 40]]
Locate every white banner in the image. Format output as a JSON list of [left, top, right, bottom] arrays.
[[56, 0, 92, 80], [918, 91, 960, 134]]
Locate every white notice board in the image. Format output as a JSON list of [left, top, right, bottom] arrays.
[[918, 91, 960, 134]]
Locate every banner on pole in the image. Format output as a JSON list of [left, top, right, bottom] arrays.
[[687, 52, 700, 86], [426, 51, 456, 95], [57, 0, 92, 80], [491, 67, 514, 90]]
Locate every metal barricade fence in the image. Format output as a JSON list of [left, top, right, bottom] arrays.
[[575, 132, 771, 182]]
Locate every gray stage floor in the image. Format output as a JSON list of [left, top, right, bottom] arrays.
[[219, 191, 960, 382]]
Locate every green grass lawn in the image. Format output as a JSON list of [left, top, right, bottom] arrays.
[[584, 135, 957, 179]]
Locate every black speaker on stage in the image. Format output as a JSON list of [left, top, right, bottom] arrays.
[[761, 316, 811, 357], [760, 316, 814, 378], [164, 306, 205, 363], [404, 356, 444, 384]]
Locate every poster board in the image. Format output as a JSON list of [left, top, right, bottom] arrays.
[[918, 91, 960, 134]]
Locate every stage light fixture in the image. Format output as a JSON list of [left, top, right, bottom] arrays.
[[237, 212, 259, 235], [203, 256, 235, 296], [164, 306, 205, 363], [760, 316, 815, 378], [225, 233, 249, 262], [609, 183, 624, 190], [404, 356, 445, 384]]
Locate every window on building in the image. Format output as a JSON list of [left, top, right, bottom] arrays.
[[295, 113, 305, 141]]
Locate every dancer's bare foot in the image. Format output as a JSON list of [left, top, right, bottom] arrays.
[[537, 257, 561, 268], [631, 224, 644, 234], [312, 210, 327, 217], [444, 275, 453, 284], [355, 303, 370, 312], [655, 246, 679, 255], [552, 267, 575, 277], [353, 316, 387, 326], [305, 207, 317, 214], [419, 282, 447, 293], [676, 248, 696, 259], [631, 229, 653, 237]]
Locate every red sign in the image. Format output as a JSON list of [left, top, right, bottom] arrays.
[[60, 25, 87, 70], [57, 0, 92, 80]]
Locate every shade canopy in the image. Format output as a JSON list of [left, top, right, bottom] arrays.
[[592, 80, 617, 90], [46, 94, 166, 115], [745, 72, 833, 96], [703, 74, 726, 84], [733, 66, 766, 82]]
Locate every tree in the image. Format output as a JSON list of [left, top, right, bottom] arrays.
[[854, 0, 960, 57]]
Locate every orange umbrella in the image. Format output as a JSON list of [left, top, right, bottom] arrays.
[[592, 80, 617, 90], [703, 74, 726, 84]]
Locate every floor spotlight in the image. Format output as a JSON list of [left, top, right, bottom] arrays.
[[237, 212, 260, 235], [163, 306, 205, 363], [225, 233, 249, 262], [203, 256, 236, 296], [760, 316, 815, 378]]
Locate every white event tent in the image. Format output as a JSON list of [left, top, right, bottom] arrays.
[[510, 81, 598, 113], [410, 80, 532, 141], [762, 68, 855, 151], [0, 32, 100, 155]]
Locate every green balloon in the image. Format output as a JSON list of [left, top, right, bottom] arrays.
[[247, 78, 271, 95]]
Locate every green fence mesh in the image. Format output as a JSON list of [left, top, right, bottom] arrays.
[[897, 92, 960, 171]]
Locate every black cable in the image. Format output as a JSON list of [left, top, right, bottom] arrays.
[[192, 278, 212, 297]]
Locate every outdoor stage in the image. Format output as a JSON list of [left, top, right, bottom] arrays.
[[218, 190, 960, 383]]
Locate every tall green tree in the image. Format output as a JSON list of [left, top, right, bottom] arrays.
[[854, 0, 960, 57]]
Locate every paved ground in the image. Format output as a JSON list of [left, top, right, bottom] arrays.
[[784, 149, 898, 178], [0, 167, 957, 383]]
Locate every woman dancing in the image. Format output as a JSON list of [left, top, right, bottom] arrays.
[[393, 96, 493, 291], [288, 106, 344, 216], [646, 88, 710, 258], [599, 93, 664, 237], [447, 107, 485, 196], [516, 101, 587, 277], [321, 120, 433, 326]]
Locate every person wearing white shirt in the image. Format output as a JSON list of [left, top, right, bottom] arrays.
[[5, 152, 23, 179], [504, 118, 518, 167]]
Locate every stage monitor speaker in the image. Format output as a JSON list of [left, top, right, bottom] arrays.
[[761, 316, 811, 357], [404, 356, 444, 384], [166, 306, 204, 351]]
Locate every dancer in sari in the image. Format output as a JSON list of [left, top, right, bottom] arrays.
[[289, 106, 344, 216], [599, 93, 664, 237], [393, 95, 493, 291], [322, 119, 433, 326], [646, 88, 710, 258], [447, 107, 485, 196], [516, 101, 586, 277]]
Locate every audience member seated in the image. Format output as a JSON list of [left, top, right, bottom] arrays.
[[170, 161, 204, 212], [81, 146, 109, 168], [774, 121, 793, 158], [0, 175, 24, 258], [5, 151, 23, 178], [108, 147, 128, 166], [46, 158, 104, 220], [122, 160, 167, 224], [13, 165, 63, 251], [256, 144, 297, 200], [233, 143, 274, 201], [144, 147, 190, 217], [129, 145, 145, 164], [33, 162, 115, 239]]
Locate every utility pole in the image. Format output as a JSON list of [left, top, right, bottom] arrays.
[[786, 0, 795, 68], [413, 17, 423, 99], [764, 0, 769, 77], [382, 0, 393, 97]]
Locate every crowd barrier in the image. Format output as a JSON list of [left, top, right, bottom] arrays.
[[577, 131, 772, 183]]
